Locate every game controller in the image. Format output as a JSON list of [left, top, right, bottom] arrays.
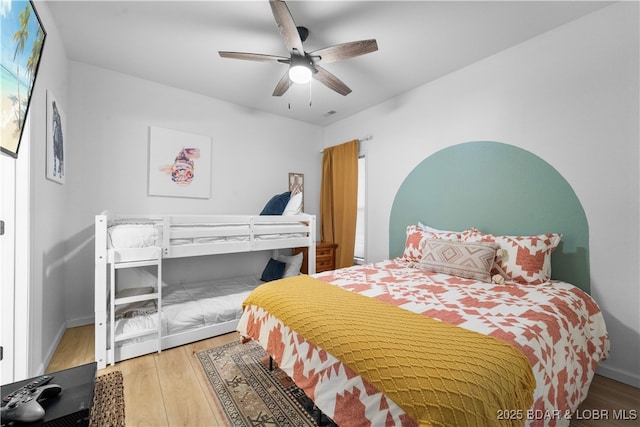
[[1, 375, 62, 423]]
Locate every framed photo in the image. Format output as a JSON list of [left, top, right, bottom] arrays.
[[148, 126, 212, 199], [46, 91, 65, 184], [1, 0, 47, 158], [288, 172, 304, 210]]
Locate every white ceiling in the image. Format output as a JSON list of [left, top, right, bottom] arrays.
[[47, 1, 611, 126]]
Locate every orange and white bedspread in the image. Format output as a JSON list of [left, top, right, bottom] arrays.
[[237, 258, 609, 427]]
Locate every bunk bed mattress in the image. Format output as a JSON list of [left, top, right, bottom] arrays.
[[238, 258, 610, 427], [115, 275, 262, 339]]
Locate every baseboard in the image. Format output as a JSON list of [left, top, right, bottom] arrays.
[[596, 363, 640, 388], [66, 315, 95, 328], [37, 322, 67, 376]]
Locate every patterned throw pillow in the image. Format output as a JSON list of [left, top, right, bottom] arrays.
[[465, 231, 562, 285], [416, 239, 499, 282], [402, 225, 472, 262]]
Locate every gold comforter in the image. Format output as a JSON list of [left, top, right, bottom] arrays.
[[243, 275, 535, 426]]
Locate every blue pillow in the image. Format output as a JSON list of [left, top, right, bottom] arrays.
[[260, 191, 291, 215], [260, 258, 286, 282]]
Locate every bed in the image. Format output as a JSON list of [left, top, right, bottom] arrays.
[[94, 209, 316, 369], [236, 142, 610, 427]]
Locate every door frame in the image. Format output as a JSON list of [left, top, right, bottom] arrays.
[[1, 122, 31, 383]]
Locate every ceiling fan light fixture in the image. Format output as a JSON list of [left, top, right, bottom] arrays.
[[219, 1, 377, 96], [289, 64, 312, 84]]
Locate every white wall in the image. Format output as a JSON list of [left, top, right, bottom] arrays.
[[62, 62, 323, 330], [324, 2, 639, 387], [25, 2, 324, 375], [23, 2, 70, 376]]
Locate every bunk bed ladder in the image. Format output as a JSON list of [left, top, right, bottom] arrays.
[[108, 246, 163, 365]]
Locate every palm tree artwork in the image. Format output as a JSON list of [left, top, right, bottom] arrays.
[[1, 0, 46, 157]]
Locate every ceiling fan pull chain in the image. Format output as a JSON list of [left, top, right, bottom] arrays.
[[309, 81, 312, 107]]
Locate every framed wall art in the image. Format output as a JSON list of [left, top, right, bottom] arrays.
[[1, 0, 47, 158], [148, 126, 212, 199], [288, 172, 304, 210], [46, 90, 66, 184]]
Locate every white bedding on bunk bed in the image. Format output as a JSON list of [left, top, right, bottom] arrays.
[[115, 274, 262, 341], [107, 221, 162, 248]]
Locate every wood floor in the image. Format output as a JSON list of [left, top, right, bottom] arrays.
[[47, 325, 640, 427], [46, 325, 234, 426]]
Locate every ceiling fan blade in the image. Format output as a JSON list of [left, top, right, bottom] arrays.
[[272, 70, 293, 96], [310, 39, 378, 64], [313, 65, 352, 96], [269, 0, 304, 54], [219, 51, 288, 63]]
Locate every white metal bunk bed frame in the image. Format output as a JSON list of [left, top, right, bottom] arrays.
[[95, 212, 316, 369]]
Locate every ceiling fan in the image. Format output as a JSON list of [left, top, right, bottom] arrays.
[[218, 0, 378, 97]]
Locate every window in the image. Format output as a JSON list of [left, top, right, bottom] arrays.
[[354, 155, 366, 264]]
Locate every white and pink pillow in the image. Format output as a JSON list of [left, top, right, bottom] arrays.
[[401, 224, 475, 263], [464, 230, 562, 285], [402, 223, 562, 285]]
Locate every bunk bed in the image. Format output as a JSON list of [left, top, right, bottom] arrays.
[[94, 212, 316, 369]]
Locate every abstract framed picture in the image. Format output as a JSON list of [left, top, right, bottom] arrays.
[[148, 126, 212, 199], [46, 91, 65, 184], [1, 0, 47, 158]]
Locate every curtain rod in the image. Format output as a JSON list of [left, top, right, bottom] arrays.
[[320, 135, 373, 153]]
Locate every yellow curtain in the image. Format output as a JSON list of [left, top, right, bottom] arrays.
[[320, 139, 358, 269]]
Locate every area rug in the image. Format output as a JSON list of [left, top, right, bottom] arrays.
[[195, 340, 336, 427], [89, 371, 125, 427]]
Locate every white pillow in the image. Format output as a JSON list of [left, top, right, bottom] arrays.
[[116, 267, 167, 289], [282, 191, 303, 215], [277, 252, 304, 277], [418, 221, 457, 234]]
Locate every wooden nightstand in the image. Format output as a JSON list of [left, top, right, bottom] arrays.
[[294, 241, 338, 274]]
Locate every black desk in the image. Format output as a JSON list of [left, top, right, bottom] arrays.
[[1, 362, 96, 426]]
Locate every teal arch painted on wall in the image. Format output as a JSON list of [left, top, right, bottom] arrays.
[[389, 141, 590, 292]]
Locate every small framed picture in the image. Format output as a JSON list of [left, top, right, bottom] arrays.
[[46, 90, 65, 184], [288, 172, 304, 210]]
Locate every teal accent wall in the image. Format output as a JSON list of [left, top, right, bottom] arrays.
[[389, 141, 590, 292]]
